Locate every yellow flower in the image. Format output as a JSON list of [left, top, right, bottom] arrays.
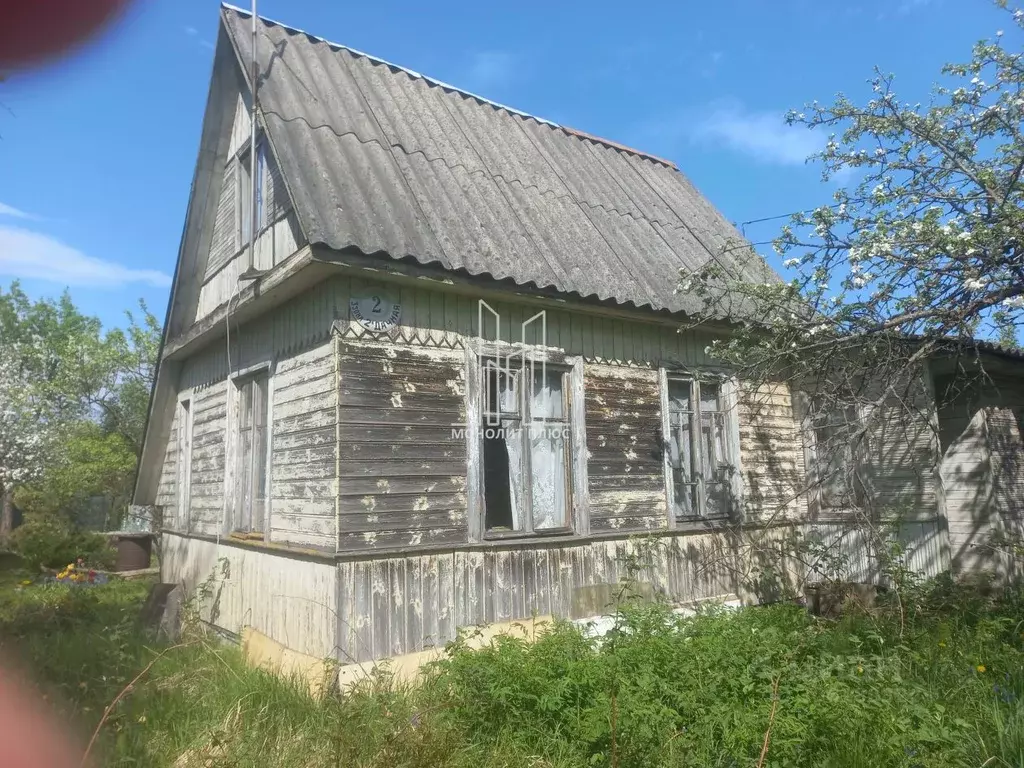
[[66, 564, 75, 571], [938, 641, 946, 648], [857, 666, 864, 675], [977, 665, 987, 674], [19, 580, 32, 587]]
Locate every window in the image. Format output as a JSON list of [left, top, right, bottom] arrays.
[[236, 142, 266, 247], [177, 399, 192, 530], [664, 376, 736, 520], [800, 396, 864, 513], [232, 372, 269, 533], [480, 358, 572, 535]]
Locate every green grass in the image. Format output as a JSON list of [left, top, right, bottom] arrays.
[[0, 557, 1022, 767]]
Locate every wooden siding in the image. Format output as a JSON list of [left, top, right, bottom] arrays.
[[332, 518, 950, 663], [738, 382, 806, 523], [806, 520, 949, 584], [162, 532, 337, 659], [160, 518, 947, 665], [937, 372, 1024, 579], [196, 211, 303, 321], [205, 160, 237, 278], [860, 381, 941, 519], [336, 339, 467, 551], [188, 382, 227, 535], [227, 92, 250, 156], [155, 408, 179, 526], [337, 533, 739, 663], [584, 364, 666, 532], [271, 339, 337, 550]]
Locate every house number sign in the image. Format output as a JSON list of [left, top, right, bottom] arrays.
[[350, 292, 402, 332]]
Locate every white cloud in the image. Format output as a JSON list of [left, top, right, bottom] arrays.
[[0, 226, 171, 288], [184, 24, 214, 52], [0, 202, 37, 220], [690, 103, 822, 165], [465, 51, 516, 92]]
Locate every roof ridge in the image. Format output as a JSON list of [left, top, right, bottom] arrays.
[[219, 3, 676, 169]]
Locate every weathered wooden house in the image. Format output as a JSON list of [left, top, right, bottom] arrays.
[[134, 5, 1024, 665]]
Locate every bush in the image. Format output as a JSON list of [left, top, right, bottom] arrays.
[[11, 514, 115, 572]]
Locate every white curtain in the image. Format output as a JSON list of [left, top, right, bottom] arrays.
[[528, 372, 567, 529], [530, 430, 567, 529]]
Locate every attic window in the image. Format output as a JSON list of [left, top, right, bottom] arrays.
[[237, 141, 266, 246]]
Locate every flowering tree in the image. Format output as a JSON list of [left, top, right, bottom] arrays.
[[0, 283, 161, 541], [0, 342, 45, 516], [678, 4, 1024, 586], [687, 4, 1024, 369]]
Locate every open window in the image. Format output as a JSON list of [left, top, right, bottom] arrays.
[[479, 358, 573, 536], [664, 375, 738, 521], [232, 371, 269, 534]]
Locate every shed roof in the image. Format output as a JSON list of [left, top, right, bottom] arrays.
[[220, 5, 779, 318]]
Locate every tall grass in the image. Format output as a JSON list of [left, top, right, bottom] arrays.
[[0, 563, 1022, 767]]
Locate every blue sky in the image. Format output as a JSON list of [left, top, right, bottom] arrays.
[[0, 0, 1009, 330]]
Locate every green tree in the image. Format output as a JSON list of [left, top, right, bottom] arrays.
[[0, 283, 161, 541]]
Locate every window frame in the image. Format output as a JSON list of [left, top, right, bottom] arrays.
[[465, 342, 588, 542], [794, 392, 866, 520], [226, 363, 273, 538], [659, 369, 742, 525], [235, 138, 268, 252], [176, 395, 193, 532]]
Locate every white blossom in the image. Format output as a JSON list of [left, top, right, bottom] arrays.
[[783, 258, 801, 268], [964, 278, 988, 291]]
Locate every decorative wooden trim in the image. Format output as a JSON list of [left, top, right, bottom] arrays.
[[162, 528, 336, 564], [464, 344, 483, 543], [333, 332, 342, 556], [162, 514, 946, 565], [658, 367, 675, 530], [570, 356, 590, 536]]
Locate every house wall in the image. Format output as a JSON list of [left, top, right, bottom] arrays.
[[162, 532, 337, 659], [158, 271, 952, 662], [938, 372, 1024, 579]]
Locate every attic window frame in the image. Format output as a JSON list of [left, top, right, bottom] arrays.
[[234, 136, 269, 252]]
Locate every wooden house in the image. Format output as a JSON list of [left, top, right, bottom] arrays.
[[134, 5, 1023, 665]]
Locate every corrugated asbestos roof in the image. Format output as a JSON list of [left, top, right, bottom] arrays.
[[220, 5, 779, 318]]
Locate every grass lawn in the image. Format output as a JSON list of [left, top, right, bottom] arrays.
[[0, 552, 1022, 767]]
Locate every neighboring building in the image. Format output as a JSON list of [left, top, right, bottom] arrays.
[[134, 5, 1023, 664]]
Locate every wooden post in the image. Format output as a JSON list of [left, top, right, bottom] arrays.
[[0, 485, 14, 546]]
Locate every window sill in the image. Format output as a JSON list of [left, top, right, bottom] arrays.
[[229, 531, 266, 542], [484, 527, 574, 541], [673, 515, 735, 532]]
